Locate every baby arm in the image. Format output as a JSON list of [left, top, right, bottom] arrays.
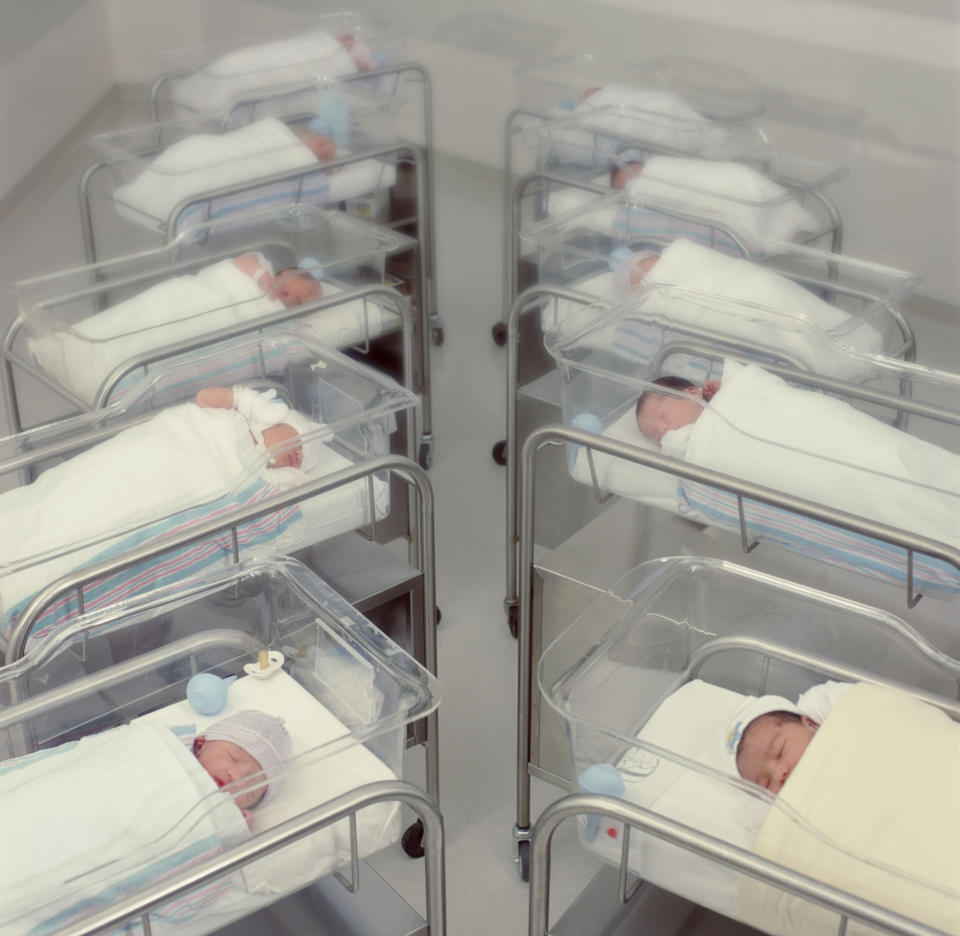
[[233, 253, 275, 292], [195, 386, 235, 409]]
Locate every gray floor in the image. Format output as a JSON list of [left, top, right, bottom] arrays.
[[0, 89, 600, 935]]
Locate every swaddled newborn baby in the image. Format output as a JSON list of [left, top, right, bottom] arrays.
[[194, 709, 292, 828]]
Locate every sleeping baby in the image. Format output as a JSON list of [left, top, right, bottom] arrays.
[[194, 709, 293, 828]]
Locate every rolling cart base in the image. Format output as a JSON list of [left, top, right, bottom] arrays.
[[209, 860, 428, 936], [553, 866, 763, 936]]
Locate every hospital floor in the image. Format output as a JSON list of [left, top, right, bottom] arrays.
[[0, 87, 601, 935]]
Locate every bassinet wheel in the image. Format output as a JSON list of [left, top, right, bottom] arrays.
[[431, 325, 444, 346], [492, 439, 507, 466], [402, 819, 425, 858], [418, 440, 433, 470], [508, 604, 519, 639], [517, 839, 531, 882], [492, 321, 508, 346]]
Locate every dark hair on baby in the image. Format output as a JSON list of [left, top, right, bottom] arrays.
[[635, 375, 699, 423]]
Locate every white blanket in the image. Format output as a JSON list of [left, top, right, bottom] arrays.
[[674, 359, 960, 549], [113, 118, 320, 224], [0, 405, 278, 617], [27, 259, 284, 405], [627, 156, 819, 243], [555, 84, 733, 161], [0, 721, 249, 935], [737, 682, 960, 935], [172, 31, 357, 114]]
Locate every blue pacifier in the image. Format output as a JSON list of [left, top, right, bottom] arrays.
[[579, 763, 626, 843], [186, 673, 237, 716]]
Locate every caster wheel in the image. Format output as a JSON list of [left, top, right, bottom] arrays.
[[517, 839, 531, 882], [492, 439, 507, 466], [492, 321, 507, 346], [402, 819, 425, 858], [431, 326, 444, 346], [418, 442, 432, 470], [508, 604, 519, 639]]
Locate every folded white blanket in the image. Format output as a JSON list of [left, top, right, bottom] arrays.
[[0, 721, 249, 934], [675, 359, 960, 548], [27, 258, 284, 405], [172, 30, 357, 113], [558, 84, 733, 160], [627, 156, 819, 243], [113, 118, 320, 223], [737, 682, 960, 935]]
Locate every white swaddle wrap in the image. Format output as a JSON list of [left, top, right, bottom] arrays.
[[562, 84, 733, 160], [113, 118, 320, 223], [669, 359, 960, 549], [172, 31, 358, 113], [27, 256, 285, 404], [627, 156, 819, 243]]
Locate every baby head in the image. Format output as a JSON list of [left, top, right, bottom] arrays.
[[611, 160, 645, 190], [735, 710, 819, 794], [270, 267, 323, 308], [194, 710, 292, 820], [297, 130, 337, 162], [635, 376, 706, 445]]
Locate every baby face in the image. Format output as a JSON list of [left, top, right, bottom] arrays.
[[270, 270, 322, 308], [636, 391, 703, 445], [195, 739, 266, 810], [262, 422, 303, 470], [299, 131, 337, 162], [611, 161, 645, 190], [736, 715, 819, 794]]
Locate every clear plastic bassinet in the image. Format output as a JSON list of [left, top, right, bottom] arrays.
[[0, 334, 420, 655], [538, 556, 960, 932], [13, 203, 414, 408], [0, 555, 440, 936], [159, 11, 408, 117], [91, 79, 401, 237]]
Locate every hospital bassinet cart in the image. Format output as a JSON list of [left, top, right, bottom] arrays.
[[527, 555, 960, 936], [0, 554, 444, 936]]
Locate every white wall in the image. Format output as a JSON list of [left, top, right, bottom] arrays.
[[0, 0, 114, 202]]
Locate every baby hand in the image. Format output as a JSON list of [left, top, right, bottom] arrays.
[[233, 387, 291, 427], [702, 379, 722, 402]]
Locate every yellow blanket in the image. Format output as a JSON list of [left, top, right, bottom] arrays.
[[736, 682, 960, 935]]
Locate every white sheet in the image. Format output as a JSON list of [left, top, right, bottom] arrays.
[[0, 668, 401, 936], [627, 156, 819, 243], [551, 84, 733, 162], [26, 270, 399, 406], [0, 720, 250, 935], [171, 31, 358, 114], [27, 259, 284, 405], [113, 118, 320, 225], [680, 359, 960, 549]]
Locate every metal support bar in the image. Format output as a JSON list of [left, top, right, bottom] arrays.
[[529, 793, 946, 936]]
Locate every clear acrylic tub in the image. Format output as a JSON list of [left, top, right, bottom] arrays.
[[538, 556, 960, 931], [14, 204, 414, 406], [0, 334, 420, 653], [0, 555, 440, 936], [92, 79, 401, 235], [161, 11, 408, 116]]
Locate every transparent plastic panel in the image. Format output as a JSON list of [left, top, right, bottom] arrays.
[[0, 336, 419, 652], [538, 558, 960, 930], [162, 11, 408, 116], [515, 54, 765, 123], [0, 556, 439, 935]]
